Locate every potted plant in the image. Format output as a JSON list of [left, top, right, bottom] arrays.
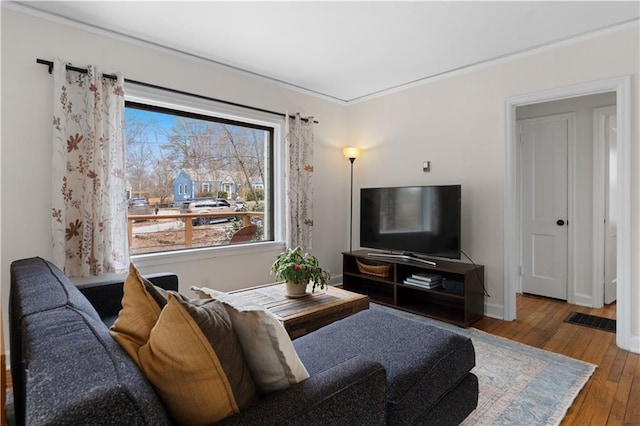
[[271, 247, 331, 298]]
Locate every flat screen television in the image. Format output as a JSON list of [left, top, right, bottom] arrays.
[[360, 185, 461, 259]]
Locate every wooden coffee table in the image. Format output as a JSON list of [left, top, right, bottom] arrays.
[[231, 284, 369, 338]]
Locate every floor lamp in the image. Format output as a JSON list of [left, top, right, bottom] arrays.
[[342, 147, 362, 252]]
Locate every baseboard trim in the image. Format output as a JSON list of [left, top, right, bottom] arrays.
[[572, 293, 594, 308], [629, 335, 640, 354], [484, 301, 505, 320]]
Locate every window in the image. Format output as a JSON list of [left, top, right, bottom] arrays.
[[125, 99, 276, 255]]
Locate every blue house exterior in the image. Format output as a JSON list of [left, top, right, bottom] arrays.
[[173, 169, 262, 202], [173, 170, 193, 202]]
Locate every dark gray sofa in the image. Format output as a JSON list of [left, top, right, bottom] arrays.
[[9, 257, 477, 425]]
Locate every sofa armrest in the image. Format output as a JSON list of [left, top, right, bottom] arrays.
[[77, 273, 178, 326], [219, 355, 387, 426]]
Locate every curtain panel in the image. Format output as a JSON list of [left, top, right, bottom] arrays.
[[51, 58, 128, 277], [285, 114, 315, 251]]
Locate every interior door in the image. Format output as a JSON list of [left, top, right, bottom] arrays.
[[602, 108, 617, 304], [519, 116, 569, 300]]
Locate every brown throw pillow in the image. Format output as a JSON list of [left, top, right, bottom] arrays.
[[109, 263, 167, 367], [138, 292, 257, 425], [190, 285, 310, 393]]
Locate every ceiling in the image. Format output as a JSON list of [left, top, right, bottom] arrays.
[[15, 1, 640, 103]]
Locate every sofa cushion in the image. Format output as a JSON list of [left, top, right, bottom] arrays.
[[294, 308, 476, 425], [22, 306, 171, 425], [192, 286, 310, 394], [109, 263, 168, 366], [9, 257, 106, 425], [10, 257, 101, 321], [138, 293, 257, 425]]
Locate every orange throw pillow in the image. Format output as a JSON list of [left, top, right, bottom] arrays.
[[109, 263, 167, 367], [138, 293, 257, 425]]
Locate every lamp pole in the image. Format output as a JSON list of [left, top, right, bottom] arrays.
[[348, 156, 355, 252], [342, 146, 361, 253]]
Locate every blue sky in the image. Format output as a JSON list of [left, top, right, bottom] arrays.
[[125, 106, 268, 170], [125, 107, 173, 151]]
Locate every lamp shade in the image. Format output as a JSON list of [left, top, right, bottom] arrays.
[[342, 147, 362, 160]]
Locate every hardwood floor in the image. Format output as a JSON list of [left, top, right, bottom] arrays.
[[474, 294, 639, 426]]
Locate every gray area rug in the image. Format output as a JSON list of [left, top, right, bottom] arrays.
[[372, 304, 596, 426]]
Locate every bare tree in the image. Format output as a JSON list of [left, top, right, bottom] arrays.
[[148, 156, 176, 204], [163, 118, 232, 195], [128, 110, 268, 206], [219, 125, 266, 201], [125, 116, 154, 199]]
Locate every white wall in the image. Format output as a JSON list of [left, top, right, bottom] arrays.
[[2, 7, 639, 350], [516, 92, 616, 306], [0, 8, 349, 317], [347, 25, 639, 328]]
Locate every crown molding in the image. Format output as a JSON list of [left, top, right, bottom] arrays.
[[5, 1, 637, 105]]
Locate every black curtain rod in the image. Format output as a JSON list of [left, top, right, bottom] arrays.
[[36, 59, 318, 124]]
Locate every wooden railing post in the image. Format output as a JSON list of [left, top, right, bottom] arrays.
[[185, 218, 193, 247], [127, 218, 133, 246]]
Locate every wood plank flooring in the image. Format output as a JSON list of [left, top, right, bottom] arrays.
[[474, 294, 639, 426]]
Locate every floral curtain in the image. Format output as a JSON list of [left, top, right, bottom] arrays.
[[285, 113, 315, 251], [51, 58, 128, 277]]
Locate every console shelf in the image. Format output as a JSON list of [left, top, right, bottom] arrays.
[[342, 250, 484, 327]]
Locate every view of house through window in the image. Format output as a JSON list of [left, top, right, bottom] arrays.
[[125, 102, 274, 254]]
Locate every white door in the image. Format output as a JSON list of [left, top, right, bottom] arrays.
[[519, 116, 569, 300], [601, 108, 618, 304]]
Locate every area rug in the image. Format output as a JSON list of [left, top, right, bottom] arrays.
[[371, 304, 596, 426]]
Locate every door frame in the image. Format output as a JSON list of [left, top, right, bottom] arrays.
[[504, 76, 632, 351], [592, 105, 617, 308], [517, 113, 575, 302]]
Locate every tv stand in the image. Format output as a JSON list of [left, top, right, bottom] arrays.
[[343, 250, 484, 327], [367, 252, 437, 267]]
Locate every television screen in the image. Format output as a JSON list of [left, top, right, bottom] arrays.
[[360, 185, 461, 259]]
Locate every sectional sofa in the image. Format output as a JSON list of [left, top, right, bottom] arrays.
[[8, 257, 478, 425]]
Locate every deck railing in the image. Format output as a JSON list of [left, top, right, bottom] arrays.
[[127, 211, 264, 249]]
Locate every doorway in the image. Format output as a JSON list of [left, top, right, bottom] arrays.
[[517, 114, 571, 301], [593, 105, 618, 306], [504, 76, 632, 351]]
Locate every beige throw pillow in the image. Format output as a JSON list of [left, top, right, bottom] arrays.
[[191, 285, 225, 299], [138, 293, 257, 425], [190, 286, 310, 394]]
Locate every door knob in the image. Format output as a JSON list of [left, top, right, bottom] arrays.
[[556, 219, 565, 226]]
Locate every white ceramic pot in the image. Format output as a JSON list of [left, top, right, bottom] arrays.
[[285, 280, 308, 298]]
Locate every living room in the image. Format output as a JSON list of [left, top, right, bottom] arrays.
[[1, 1, 639, 424]]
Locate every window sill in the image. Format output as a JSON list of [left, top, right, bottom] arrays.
[[131, 240, 285, 268]]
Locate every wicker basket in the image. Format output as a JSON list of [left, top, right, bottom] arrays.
[[356, 258, 391, 278]]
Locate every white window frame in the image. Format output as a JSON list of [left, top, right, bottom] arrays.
[[125, 84, 286, 267]]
